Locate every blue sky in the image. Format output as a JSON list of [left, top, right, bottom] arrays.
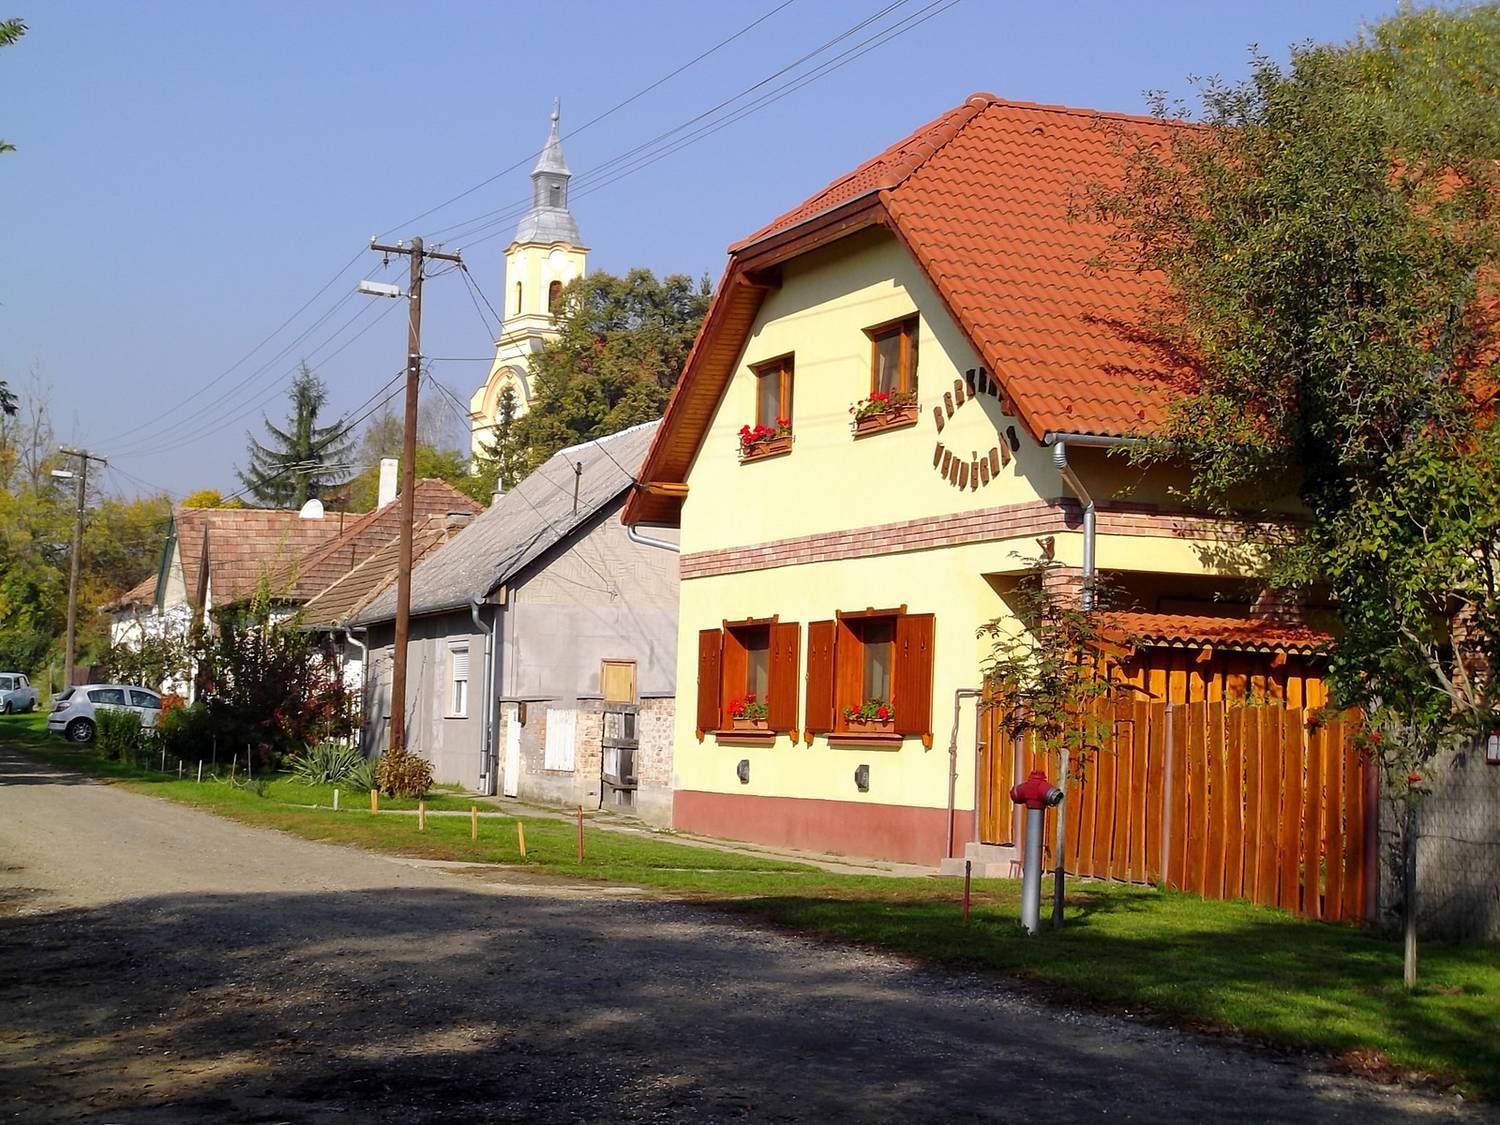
[[2, 0, 1407, 498]]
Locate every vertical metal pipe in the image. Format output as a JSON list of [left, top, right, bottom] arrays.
[[1051, 745, 1069, 928], [1021, 806, 1044, 934]]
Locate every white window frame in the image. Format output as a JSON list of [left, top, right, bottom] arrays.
[[448, 642, 470, 718]]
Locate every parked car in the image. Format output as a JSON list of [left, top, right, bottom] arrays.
[[47, 684, 162, 744], [0, 672, 39, 713]]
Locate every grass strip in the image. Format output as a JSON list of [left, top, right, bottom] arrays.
[[3, 711, 1495, 1098]]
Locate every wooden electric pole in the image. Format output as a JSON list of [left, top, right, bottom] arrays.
[[58, 447, 107, 690], [366, 236, 462, 753]]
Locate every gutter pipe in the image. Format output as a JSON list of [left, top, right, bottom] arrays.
[[471, 595, 497, 796], [1050, 440, 1097, 612], [945, 688, 983, 860], [627, 524, 681, 554]]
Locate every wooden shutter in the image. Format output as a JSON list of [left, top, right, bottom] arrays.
[[767, 622, 801, 734], [893, 613, 936, 741], [696, 629, 723, 738], [805, 620, 836, 737]]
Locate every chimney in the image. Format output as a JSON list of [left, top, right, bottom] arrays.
[[377, 457, 399, 508], [445, 510, 473, 537]]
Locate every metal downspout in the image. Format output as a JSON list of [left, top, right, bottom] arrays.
[[627, 524, 681, 554], [946, 688, 982, 860], [471, 596, 497, 796], [1050, 440, 1095, 611]]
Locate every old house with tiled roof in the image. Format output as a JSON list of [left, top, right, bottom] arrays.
[[104, 473, 482, 696], [354, 422, 678, 820], [624, 93, 1334, 866]]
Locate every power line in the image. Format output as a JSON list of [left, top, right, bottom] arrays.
[[386, 0, 801, 239], [93, 250, 367, 445], [426, 0, 949, 252]]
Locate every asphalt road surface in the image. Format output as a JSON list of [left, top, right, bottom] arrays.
[[0, 746, 1488, 1123]]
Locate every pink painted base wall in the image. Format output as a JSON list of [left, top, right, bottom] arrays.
[[674, 789, 974, 866]]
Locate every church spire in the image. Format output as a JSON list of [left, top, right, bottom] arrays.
[[515, 100, 582, 246]]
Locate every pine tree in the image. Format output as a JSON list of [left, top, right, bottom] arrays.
[[473, 387, 523, 497], [237, 364, 354, 508]]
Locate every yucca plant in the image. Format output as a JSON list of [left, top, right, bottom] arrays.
[[289, 742, 367, 786]]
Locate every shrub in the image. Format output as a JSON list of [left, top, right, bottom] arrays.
[[375, 746, 433, 798], [289, 742, 368, 786], [345, 756, 377, 793], [155, 702, 217, 764], [97, 708, 148, 764]]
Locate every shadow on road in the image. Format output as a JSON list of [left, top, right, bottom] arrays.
[[0, 882, 1476, 1125]]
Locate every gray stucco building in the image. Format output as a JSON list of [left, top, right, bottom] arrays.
[[355, 421, 679, 822]]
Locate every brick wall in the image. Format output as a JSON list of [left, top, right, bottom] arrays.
[[1378, 739, 1500, 941], [499, 695, 675, 827], [679, 499, 1241, 580]]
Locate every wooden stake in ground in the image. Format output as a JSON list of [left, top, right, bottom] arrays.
[[470, 804, 478, 840], [418, 800, 426, 831], [577, 805, 584, 862], [963, 859, 972, 925], [517, 820, 527, 859], [370, 788, 379, 815], [333, 788, 340, 811], [196, 760, 202, 783]]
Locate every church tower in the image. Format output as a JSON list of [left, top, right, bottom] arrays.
[[469, 103, 589, 459]]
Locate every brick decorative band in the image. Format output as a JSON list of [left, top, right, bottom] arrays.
[[680, 499, 1232, 580]]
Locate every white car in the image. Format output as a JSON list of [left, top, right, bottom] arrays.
[[47, 684, 162, 744], [0, 672, 39, 713]]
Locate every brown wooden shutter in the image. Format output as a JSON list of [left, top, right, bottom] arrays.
[[767, 621, 801, 733], [835, 618, 863, 719], [696, 629, 723, 738], [894, 613, 936, 741], [805, 620, 836, 737]]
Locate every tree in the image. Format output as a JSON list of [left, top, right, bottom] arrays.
[[505, 269, 710, 472], [237, 363, 354, 508], [1090, 6, 1500, 982], [180, 489, 245, 509], [341, 401, 482, 510], [0, 17, 24, 157], [472, 386, 523, 497], [981, 556, 1133, 928]]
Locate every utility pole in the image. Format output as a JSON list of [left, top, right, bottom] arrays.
[[365, 236, 462, 753], [57, 447, 107, 689]]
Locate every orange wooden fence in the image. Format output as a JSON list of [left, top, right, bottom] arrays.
[[987, 700, 1375, 923]]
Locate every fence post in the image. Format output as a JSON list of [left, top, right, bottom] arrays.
[[1160, 701, 1176, 887], [1363, 753, 1380, 922]]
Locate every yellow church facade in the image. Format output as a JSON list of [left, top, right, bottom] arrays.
[[468, 106, 588, 460]]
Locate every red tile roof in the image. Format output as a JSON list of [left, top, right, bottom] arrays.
[[275, 479, 480, 602], [626, 93, 1187, 526], [1102, 612, 1331, 656], [299, 518, 453, 628], [173, 508, 345, 610]]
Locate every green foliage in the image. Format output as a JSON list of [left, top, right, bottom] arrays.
[[237, 363, 355, 508], [194, 602, 360, 771], [95, 708, 149, 763], [0, 17, 25, 158], [344, 443, 473, 511], [101, 630, 189, 692], [472, 386, 522, 498], [490, 269, 710, 475], [374, 744, 433, 798], [289, 742, 369, 786], [153, 701, 217, 763], [179, 488, 245, 509], [1089, 6, 1500, 796], [980, 558, 1132, 779]]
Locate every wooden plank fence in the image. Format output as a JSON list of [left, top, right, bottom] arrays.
[[988, 699, 1375, 923]]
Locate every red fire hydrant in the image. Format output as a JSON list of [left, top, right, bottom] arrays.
[[1010, 769, 1063, 934]]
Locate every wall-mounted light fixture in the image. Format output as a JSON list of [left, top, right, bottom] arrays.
[[736, 759, 750, 785], [854, 764, 870, 792]]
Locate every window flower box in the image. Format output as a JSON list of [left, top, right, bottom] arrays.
[[850, 391, 918, 437], [842, 699, 894, 734], [728, 694, 769, 731], [739, 419, 792, 462]]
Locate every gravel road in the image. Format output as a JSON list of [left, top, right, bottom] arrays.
[[0, 746, 1488, 1124]]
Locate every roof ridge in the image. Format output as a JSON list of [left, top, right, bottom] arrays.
[[554, 417, 659, 458]]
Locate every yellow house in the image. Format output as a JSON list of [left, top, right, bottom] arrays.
[[624, 94, 1326, 866]]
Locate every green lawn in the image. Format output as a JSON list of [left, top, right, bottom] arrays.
[[3, 710, 1496, 1098]]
